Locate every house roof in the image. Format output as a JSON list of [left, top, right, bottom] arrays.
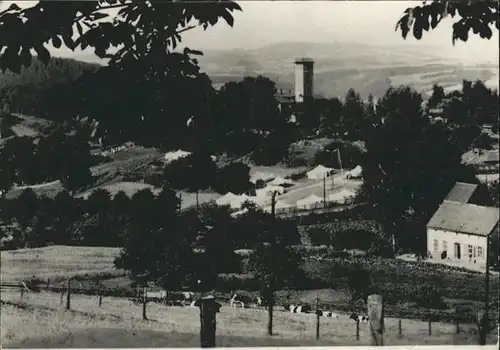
[[427, 202, 499, 236], [307, 165, 333, 176], [444, 182, 478, 204], [276, 94, 295, 104], [484, 151, 499, 164]]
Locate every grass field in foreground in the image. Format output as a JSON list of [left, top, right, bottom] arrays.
[[0, 246, 123, 282], [1, 290, 496, 348]]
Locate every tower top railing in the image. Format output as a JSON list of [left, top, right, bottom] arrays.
[[294, 57, 314, 64]]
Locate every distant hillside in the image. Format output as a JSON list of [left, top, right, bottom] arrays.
[[0, 57, 100, 115], [197, 42, 499, 99], [0, 57, 99, 90]]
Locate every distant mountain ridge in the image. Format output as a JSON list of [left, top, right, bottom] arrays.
[[196, 41, 499, 99]]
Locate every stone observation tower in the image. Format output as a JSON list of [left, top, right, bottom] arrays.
[[294, 57, 314, 103]]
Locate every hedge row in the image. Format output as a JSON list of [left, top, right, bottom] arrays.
[[303, 257, 499, 302]]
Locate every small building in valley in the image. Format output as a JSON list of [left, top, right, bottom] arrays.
[[426, 182, 499, 270]]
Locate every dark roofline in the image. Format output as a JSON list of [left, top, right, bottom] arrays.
[[426, 225, 498, 238], [295, 57, 314, 64]]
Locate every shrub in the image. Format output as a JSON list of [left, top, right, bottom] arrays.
[[284, 154, 309, 168], [255, 179, 267, 189], [163, 152, 217, 191], [299, 221, 393, 257], [287, 171, 307, 181], [144, 172, 163, 187], [313, 141, 364, 169], [303, 257, 499, 304], [216, 273, 260, 292], [215, 162, 252, 194]]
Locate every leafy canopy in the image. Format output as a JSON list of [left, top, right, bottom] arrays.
[[396, 0, 499, 44], [0, 0, 242, 72], [360, 85, 485, 253]]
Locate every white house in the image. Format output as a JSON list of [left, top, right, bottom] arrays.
[[307, 165, 334, 180], [426, 201, 499, 269]]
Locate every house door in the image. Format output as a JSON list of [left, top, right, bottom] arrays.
[[454, 243, 461, 259]]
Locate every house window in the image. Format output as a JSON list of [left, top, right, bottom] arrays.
[[468, 245, 473, 259], [442, 240, 448, 252], [454, 243, 461, 259], [433, 239, 439, 251], [477, 246, 483, 258]]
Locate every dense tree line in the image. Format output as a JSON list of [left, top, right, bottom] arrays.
[[0, 185, 303, 292], [0, 57, 99, 118], [163, 153, 253, 194], [0, 121, 98, 194], [1, 52, 496, 169]]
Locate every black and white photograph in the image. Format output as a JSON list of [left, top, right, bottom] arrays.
[[0, 0, 499, 348]]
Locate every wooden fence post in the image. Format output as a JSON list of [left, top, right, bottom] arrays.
[[315, 295, 320, 340], [477, 310, 487, 345], [398, 319, 402, 338], [142, 287, 147, 320], [367, 294, 384, 346], [60, 288, 65, 305], [356, 318, 360, 340], [428, 319, 432, 336], [66, 279, 71, 310], [196, 296, 221, 348], [455, 319, 460, 334], [47, 278, 50, 291], [98, 289, 103, 308], [20, 284, 24, 300]]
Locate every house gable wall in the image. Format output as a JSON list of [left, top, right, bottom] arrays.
[[427, 227, 488, 268]]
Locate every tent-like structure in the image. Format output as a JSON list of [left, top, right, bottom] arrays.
[[296, 194, 324, 208], [269, 176, 293, 186], [216, 192, 239, 207], [345, 165, 362, 179], [328, 189, 356, 204], [307, 165, 334, 180], [164, 149, 191, 163]]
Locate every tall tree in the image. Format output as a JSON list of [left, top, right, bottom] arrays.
[[114, 187, 189, 292], [319, 97, 343, 136], [396, 1, 498, 44], [428, 83, 446, 109], [360, 86, 484, 253], [342, 88, 367, 141], [0, 1, 241, 147]]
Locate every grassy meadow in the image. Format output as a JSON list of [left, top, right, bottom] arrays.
[[2, 290, 495, 348], [0, 246, 123, 282]]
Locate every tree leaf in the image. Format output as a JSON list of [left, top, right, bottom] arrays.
[[35, 45, 51, 65], [7, 3, 21, 11], [76, 22, 83, 36], [430, 13, 439, 29], [480, 24, 493, 39], [220, 9, 234, 27], [52, 36, 62, 49], [20, 47, 32, 68], [91, 12, 109, 21]]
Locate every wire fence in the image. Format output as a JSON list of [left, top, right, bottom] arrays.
[[2, 281, 497, 347]]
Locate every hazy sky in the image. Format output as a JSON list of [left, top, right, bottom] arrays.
[[1, 1, 499, 64]]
